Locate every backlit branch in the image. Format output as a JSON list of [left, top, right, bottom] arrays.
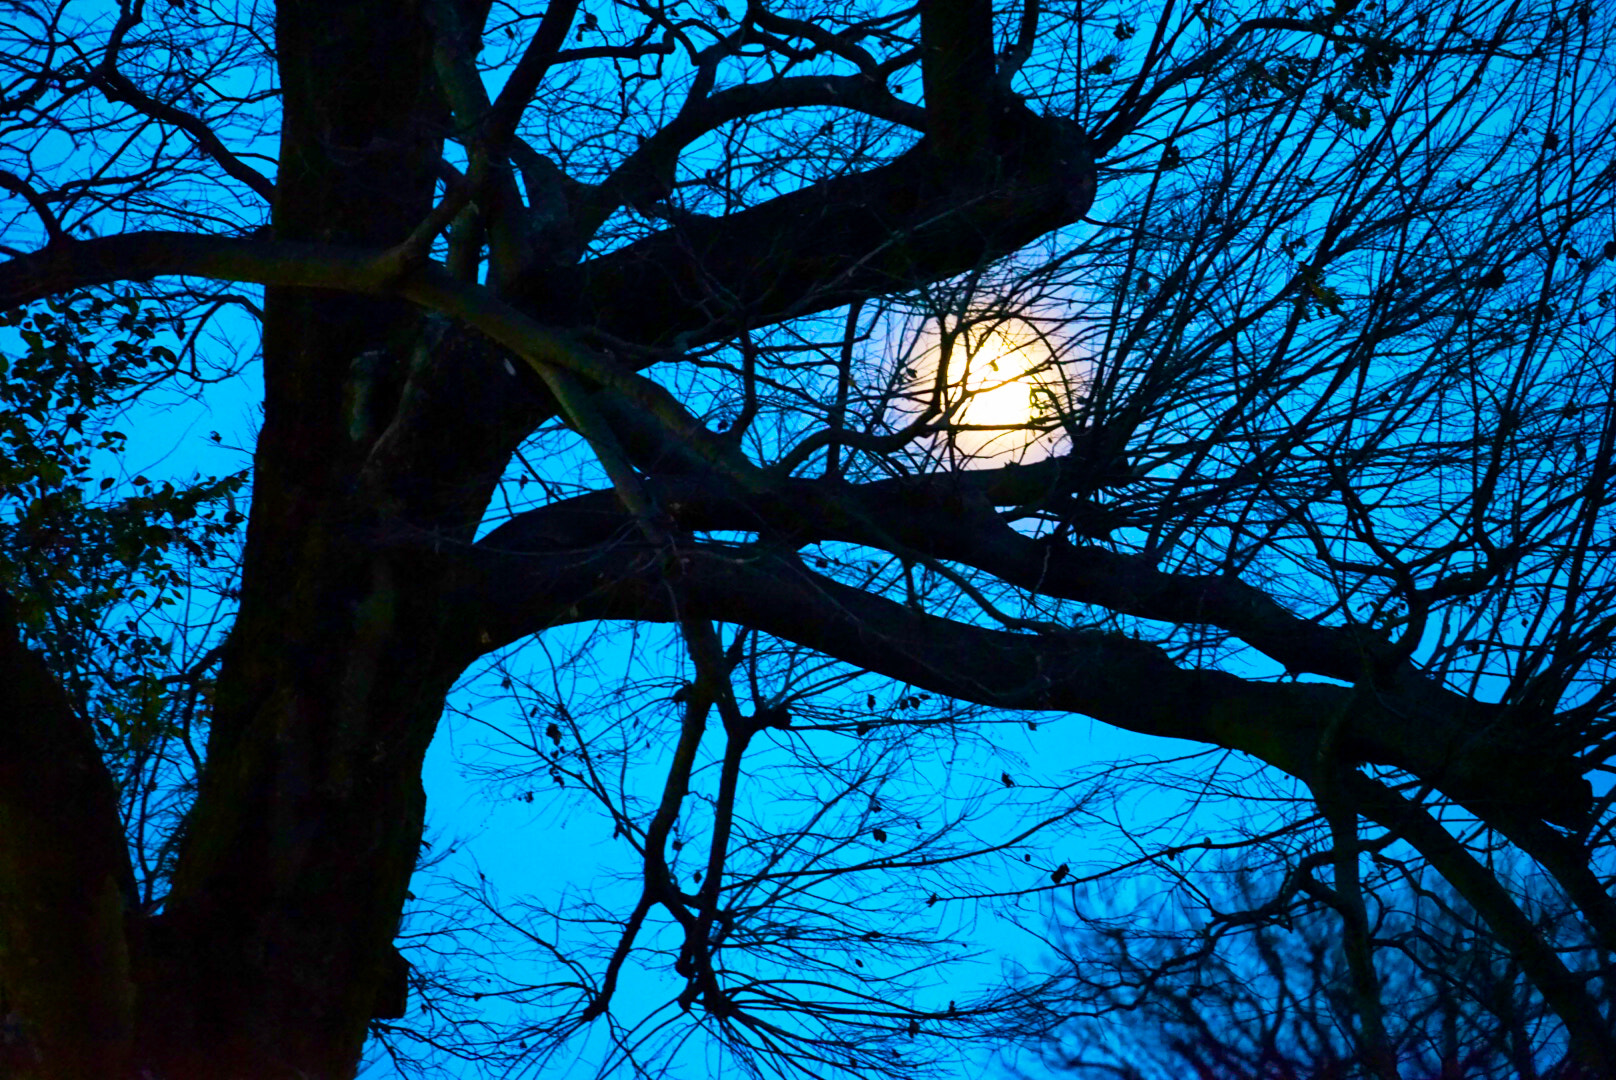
[[447, 534, 1591, 830]]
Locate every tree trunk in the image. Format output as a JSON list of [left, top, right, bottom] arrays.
[[128, 4, 462, 1074]]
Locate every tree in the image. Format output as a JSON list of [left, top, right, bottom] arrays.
[[1013, 830, 1610, 1079], [1, 0, 1614, 1077]]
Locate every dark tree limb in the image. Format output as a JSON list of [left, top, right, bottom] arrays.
[[1343, 773, 1616, 1076], [445, 533, 1591, 829], [514, 102, 1094, 345], [0, 96, 1092, 351], [919, 0, 999, 163], [88, 69, 276, 203], [590, 74, 928, 224], [0, 592, 138, 1079], [479, 470, 1581, 818]]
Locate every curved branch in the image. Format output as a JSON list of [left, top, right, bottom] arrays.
[[0, 169, 67, 244], [750, 9, 888, 77], [1093, 16, 1315, 153], [446, 534, 1590, 829], [0, 99, 1093, 358], [1484, 808, 1616, 954], [483, 470, 1536, 751], [1343, 773, 1616, 1075], [89, 69, 275, 203], [518, 103, 1094, 345], [593, 73, 927, 217], [485, 0, 583, 151], [995, 0, 1040, 88]]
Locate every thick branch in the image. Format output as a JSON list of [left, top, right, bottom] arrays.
[[1344, 773, 1616, 1075], [446, 535, 1590, 828], [919, 0, 998, 162], [481, 469, 1575, 821], [0, 234, 621, 397], [0, 232, 392, 309], [0, 90, 1091, 353], [89, 70, 276, 203], [1482, 808, 1616, 954], [0, 170, 66, 244], [0, 102, 1092, 359], [485, 0, 582, 152], [515, 103, 1093, 346]]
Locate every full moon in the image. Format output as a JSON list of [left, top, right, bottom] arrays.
[[931, 320, 1061, 464]]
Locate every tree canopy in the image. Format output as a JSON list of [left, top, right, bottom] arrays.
[[1, 0, 1614, 1077]]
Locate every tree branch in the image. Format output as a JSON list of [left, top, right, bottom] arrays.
[[0, 96, 1092, 360], [485, 0, 583, 152], [516, 103, 1093, 345], [1343, 772, 1616, 1075], [0, 169, 67, 245], [89, 69, 275, 203], [445, 534, 1590, 829], [483, 468, 1553, 768], [591, 74, 927, 222], [919, 0, 997, 163]]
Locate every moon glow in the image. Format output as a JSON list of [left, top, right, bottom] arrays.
[[928, 320, 1065, 464]]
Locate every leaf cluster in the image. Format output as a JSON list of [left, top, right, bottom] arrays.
[[0, 291, 243, 792]]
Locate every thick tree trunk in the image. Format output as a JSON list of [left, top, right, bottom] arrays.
[[127, 4, 466, 1075]]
